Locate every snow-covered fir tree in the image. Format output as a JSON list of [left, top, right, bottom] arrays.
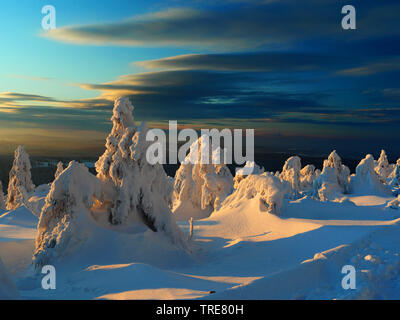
[[33, 161, 104, 267], [300, 164, 320, 191], [6, 146, 35, 210], [388, 159, 400, 189], [54, 162, 64, 179], [222, 172, 286, 215], [350, 154, 391, 195], [95, 97, 186, 246], [173, 134, 234, 220], [280, 156, 301, 196], [312, 150, 350, 201], [374, 150, 392, 183], [0, 181, 6, 210], [233, 161, 264, 189]]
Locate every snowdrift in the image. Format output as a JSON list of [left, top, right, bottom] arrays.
[[0, 256, 18, 299]]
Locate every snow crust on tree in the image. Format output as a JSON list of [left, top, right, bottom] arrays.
[[221, 172, 286, 215], [33, 161, 104, 267], [312, 150, 350, 201], [300, 164, 320, 191], [374, 150, 392, 183], [95, 97, 186, 247], [0, 181, 6, 210], [6, 146, 35, 210], [173, 134, 234, 220], [280, 156, 301, 196], [0, 257, 18, 299], [350, 154, 392, 196], [54, 162, 64, 179], [233, 161, 264, 189]]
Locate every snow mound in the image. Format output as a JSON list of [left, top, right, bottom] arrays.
[[173, 134, 233, 220], [313, 150, 350, 201], [351, 154, 392, 196], [0, 256, 18, 299], [221, 172, 286, 215], [0, 206, 38, 228], [27, 184, 51, 217]]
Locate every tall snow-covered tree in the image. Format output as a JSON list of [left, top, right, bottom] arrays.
[[313, 150, 350, 201], [0, 181, 6, 210], [351, 154, 391, 195], [374, 150, 391, 183], [6, 146, 35, 210], [173, 134, 234, 220], [388, 159, 400, 188], [280, 156, 301, 196], [33, 161, 104, 267], [95, 97, 186, 247]]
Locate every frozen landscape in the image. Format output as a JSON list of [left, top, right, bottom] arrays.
[[0, 97, 399, 300]]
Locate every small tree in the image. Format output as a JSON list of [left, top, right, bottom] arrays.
[[6, 146, 35, 210], [374, 150, 391, 183], [54, 162, 64, 179]]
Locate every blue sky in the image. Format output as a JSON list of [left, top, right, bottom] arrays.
[[0, 0, 399, 158]]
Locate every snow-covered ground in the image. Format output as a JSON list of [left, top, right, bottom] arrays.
[[0, 192, 398, 300]]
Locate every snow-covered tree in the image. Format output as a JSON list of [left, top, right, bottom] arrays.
[[95, 97, 186, 246], [6, 146, 35, 210], [173, 134, 234, 220], [388, 159, 400, 188], [0, 181, 6, 210], [33, 161, 104, 267], [350, 154, 391, 195], [374, 150, 391, 183], [221, 172, 286, 215], [233, 160, 264, 189], [54, 162, 64, 179], [312, 150, 350, 201], [280, 156, 301, 196], [300, 164, 320, 191]]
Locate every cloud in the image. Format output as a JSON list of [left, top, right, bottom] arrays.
[[8, 74, 54, 82], [41, 1, 400, 50], [337, 57, 400, 76], [135, 52, 341, 72]]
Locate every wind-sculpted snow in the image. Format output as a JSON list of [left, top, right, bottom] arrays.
[[313, 150, 350, 201], [351, 154, 392, 196], [221, 172, 286, 215], [374, 150, 393, 183], [6, 146, 35, 211], [173, 135, 234, 220], [300, 164, 320, 191], [388, 159, 400, 189], [95, 97, 187, 248]]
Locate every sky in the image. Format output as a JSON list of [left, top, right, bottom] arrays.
[[0, 0, 399, 159]]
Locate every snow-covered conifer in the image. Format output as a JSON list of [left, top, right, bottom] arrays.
[[95, 97, 186, 246], [280, 156, 301, 196], [233, 161, 264, 189], [221, 172, 286, 215], [350, 154, 391, 195], [374, 150, 391, 183], [312, 150, 350, 201], [388, 159, 400, 188], [33, 161, 104, 267], [300, 164, 319, 191], [173, 134, 234, 220], [6, 146, 35, 210], [54, 162, 64, 179]]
